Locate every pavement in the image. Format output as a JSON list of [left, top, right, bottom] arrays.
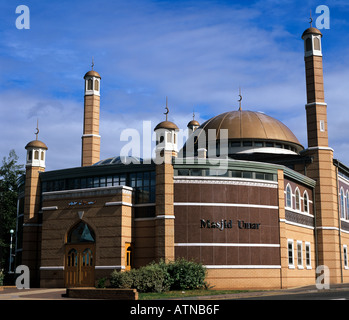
[[1, 283, 349, 300]]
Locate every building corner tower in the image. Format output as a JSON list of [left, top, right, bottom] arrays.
[[153, 100, 179, 262], [302, 26, 341, 283], [81, 66, 101, 167], [22, 128, 48, 287]]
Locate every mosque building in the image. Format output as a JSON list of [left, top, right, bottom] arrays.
[[15, 25, 349, 289]]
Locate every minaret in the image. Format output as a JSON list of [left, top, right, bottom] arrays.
[[24, 121, 47, 220], [302, 25, 341, 283], [81, 60, 101, 167], [153, 98, 178, 262], [22, 122, 48, 286], [302, 26, 328, 147]]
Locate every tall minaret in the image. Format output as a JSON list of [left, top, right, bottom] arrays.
[[81, 61, 101, 167], [302, 25, 341, 283], [22, 123, 47, 287], [153, 98, 178, 262], [302, 26, 328, 147]]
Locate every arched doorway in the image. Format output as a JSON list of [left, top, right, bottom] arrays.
[[65, 221, 95, 287]]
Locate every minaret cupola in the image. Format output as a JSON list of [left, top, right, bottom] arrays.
[[154, 97, 179, 158], [25, 121, 48, 168], [84, 59, 101, 96]]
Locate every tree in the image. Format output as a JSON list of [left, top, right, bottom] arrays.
[[0, 150, 24, 270]]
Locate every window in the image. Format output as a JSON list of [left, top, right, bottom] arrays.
[[167, 132, 172, 143], [305, 242, 311, 269], [304, 191, 309, 213], [347, 192, 349, 220], [340, 188, 345, 219], [286, 184, 292, 208], [41, 151, 44, 161], [67, 222, 95, 243], [34, 150, 39, 160], [94, 79, 99, 91], [87, 79, 93, 90], [314, 37, 320, 51], [28, 150, 32, 161], [288, 240, 294, 268], [344, 245, 348, 269], [230, 141, 241, 147], [320, 120, 325, 132], [306, 37, 312, 51], [297, 241, 303, 269], [295, 188, 300, 211]]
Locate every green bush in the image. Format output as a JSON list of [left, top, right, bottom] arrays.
[[110, 259, 207, 293], [0, 270, 3, 286], [166, 258, 207, 290]]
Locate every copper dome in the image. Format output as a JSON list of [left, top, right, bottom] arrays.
[[197, 110, 303, 150], [302, 27, 322, 39], [25, 140, 48, 150], [187, 120, 200, 127], [154, 121, 179, 131], [84, 70, 101, 79]]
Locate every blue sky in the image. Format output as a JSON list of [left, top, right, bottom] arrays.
[[1, 0, 349, 170]]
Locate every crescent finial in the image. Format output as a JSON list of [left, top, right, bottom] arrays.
[[164, 96, 169, 121]]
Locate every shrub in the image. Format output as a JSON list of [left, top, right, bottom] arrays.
[[110, 259, 207, 293], [166, 258, 207, 290], [0, 270, 3, 286], [110, 269, 133, 289]]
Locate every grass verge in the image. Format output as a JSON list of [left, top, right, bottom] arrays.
[[139, 289, 250, 300]]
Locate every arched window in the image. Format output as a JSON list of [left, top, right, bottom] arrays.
[[303, 191, 309, 213], [28, 150, 32, 161], [94, 79, 99, 91], [34, 150, 39, 160], [286, 184, 292, 208], [314, 37, 320, 50], [87, 79, 93, 90], [346, 191, 349, 220], [67, 221, 95, 243], [295, 188, 300, 211], [67, 248, 78, 267], [340, 188, 345, 219], [306, 38, 312, 51], [41, 151, 45, 161]]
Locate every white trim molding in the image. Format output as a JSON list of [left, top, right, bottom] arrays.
[[95, 266, 125, 270], [174, 176, 278, 189], [175, 243, 280, 248], [174, 202, 278, 210], [40, 266, 64, 271], [81, 134, 101, 138], [105, 201, 132, 207], [42, 206, 58, 211], [156, 215, 176, 220], [205, 265, 281, 269]]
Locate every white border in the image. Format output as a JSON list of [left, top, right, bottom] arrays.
[[175, 243, 280, 247], [174, 202, 278, 210], [205, 265, 281, 269]]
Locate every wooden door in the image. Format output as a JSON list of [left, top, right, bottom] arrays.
[[65, 244, 95, 287]]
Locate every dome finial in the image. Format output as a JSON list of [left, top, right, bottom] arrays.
[[35, 119, 39, 140], [91, 56, 94, 70], [164, 96, 169, 121], [238, 87, 243, 111], [309, 9, 313, 27]]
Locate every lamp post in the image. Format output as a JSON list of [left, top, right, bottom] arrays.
[[8, 229, 14, 274]]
